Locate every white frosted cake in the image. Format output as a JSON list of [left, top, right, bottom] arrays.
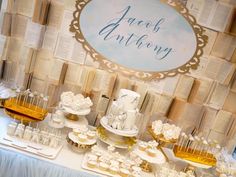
[[107, 89, 140, 131]]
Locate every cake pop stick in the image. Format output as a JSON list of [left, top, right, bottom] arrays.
[[179, 133, 186, 150], [15, 88, 21, 104], [22, 89, 30, 106], [189, 136, 195, 153], [42, 96, 48, 112], [38, 94, 44, 107], [192, 136, 200, 154], [181, 134, 188, 151], [202, 140, 208, 156], [29, 92, 34, 108], [199, 138, 206, 156]]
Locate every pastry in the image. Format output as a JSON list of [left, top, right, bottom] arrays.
[[23, 127, 32, 140], [120, 168, 130, 177], [109, 166, 119, 175], [99, 162, 109, 171], [78, 134, 87, 142], [14, 125, 25, 138], [87, 160, 97, 168], [7, 123, 17, 136], [73, 128, 80, 136], [110, 160, 119, 167], [138, 142, 147, 151], [87, 154, 98, 161], [87, 131, 96, 139], [147, 148, 156, 157]]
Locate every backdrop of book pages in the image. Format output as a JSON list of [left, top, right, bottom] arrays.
[[0, 0, 236, 154]]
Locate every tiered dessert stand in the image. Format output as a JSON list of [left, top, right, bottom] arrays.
[[97, 116, 137, 149], [60, 105, 89, 129], [134, 145, 166, 172]]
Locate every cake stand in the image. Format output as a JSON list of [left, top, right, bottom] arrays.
[[97, 116, 138, 149], [148, 126, 177, 161], [60, 106, 89, 129], [66, 132, 96, 153], [134, 148, 166, 172], [62, 106, 90, 121]]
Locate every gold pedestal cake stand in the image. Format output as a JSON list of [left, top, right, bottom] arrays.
[[148, 126, 177, 161]]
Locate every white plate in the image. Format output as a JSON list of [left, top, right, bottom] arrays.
[[182, 159, 213, 169], [63, 106, 91, 116], [64, 116, 88, 129], [134, 149, 166, 164], [100, 117, 138, 137], [82, 153, 149, 177], [96, 130, 130, 149], [68, 132, 96, 145]]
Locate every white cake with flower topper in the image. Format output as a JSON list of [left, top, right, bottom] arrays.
[[100, 89, 140, 137]]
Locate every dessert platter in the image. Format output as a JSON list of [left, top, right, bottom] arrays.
[[97, 89, 140, 149], [82, 145, 144, 177], [67, 126, 97, 153], [0, 121, 63, 159]]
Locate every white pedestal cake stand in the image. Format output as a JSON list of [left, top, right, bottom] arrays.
[[134, 148, 166, 172], [97, 116, 138, 149], [61, 106, 89, 129]]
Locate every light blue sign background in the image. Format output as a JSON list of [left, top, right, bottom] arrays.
[[80, 0, 197, 72]]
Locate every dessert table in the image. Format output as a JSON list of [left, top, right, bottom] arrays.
[[0, 109, 220, 177], [0, 109, 157, 177]]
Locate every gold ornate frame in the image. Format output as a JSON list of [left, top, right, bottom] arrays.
[[70, 0, 208, 81]]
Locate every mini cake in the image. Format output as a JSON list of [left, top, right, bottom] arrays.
[[138, 142, 147, 151], [14, 125, 25, 138], [99, 162, 109, 171], [73, 128, 80, 135], [78, 134, 87, 142], [109, 166, 119, 175], [52, 116, 63, 125], [120, 168, 130, 177], [87, 131, 96, 139], [110, 160, 119, 167], [7, 123, 17, 136], [23, 127, 32, 140], [87, 160, 97, 168], [147, 148, 156, 157], [87, 154, 98, 161]]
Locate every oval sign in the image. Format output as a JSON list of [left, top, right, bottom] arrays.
[[70, 0, 207, 80]]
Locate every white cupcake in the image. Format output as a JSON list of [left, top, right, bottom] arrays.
[[78, 134, 87, 142], [87, 160, 97, 168], [120, 168, 130, 177], [87, 131, 96, 139], [99, 162, 109, 171]]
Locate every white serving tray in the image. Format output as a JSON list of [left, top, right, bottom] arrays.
[[82, 153, 121, 177], [0, 135, 63, 159], [82, 153, 148, 177]]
